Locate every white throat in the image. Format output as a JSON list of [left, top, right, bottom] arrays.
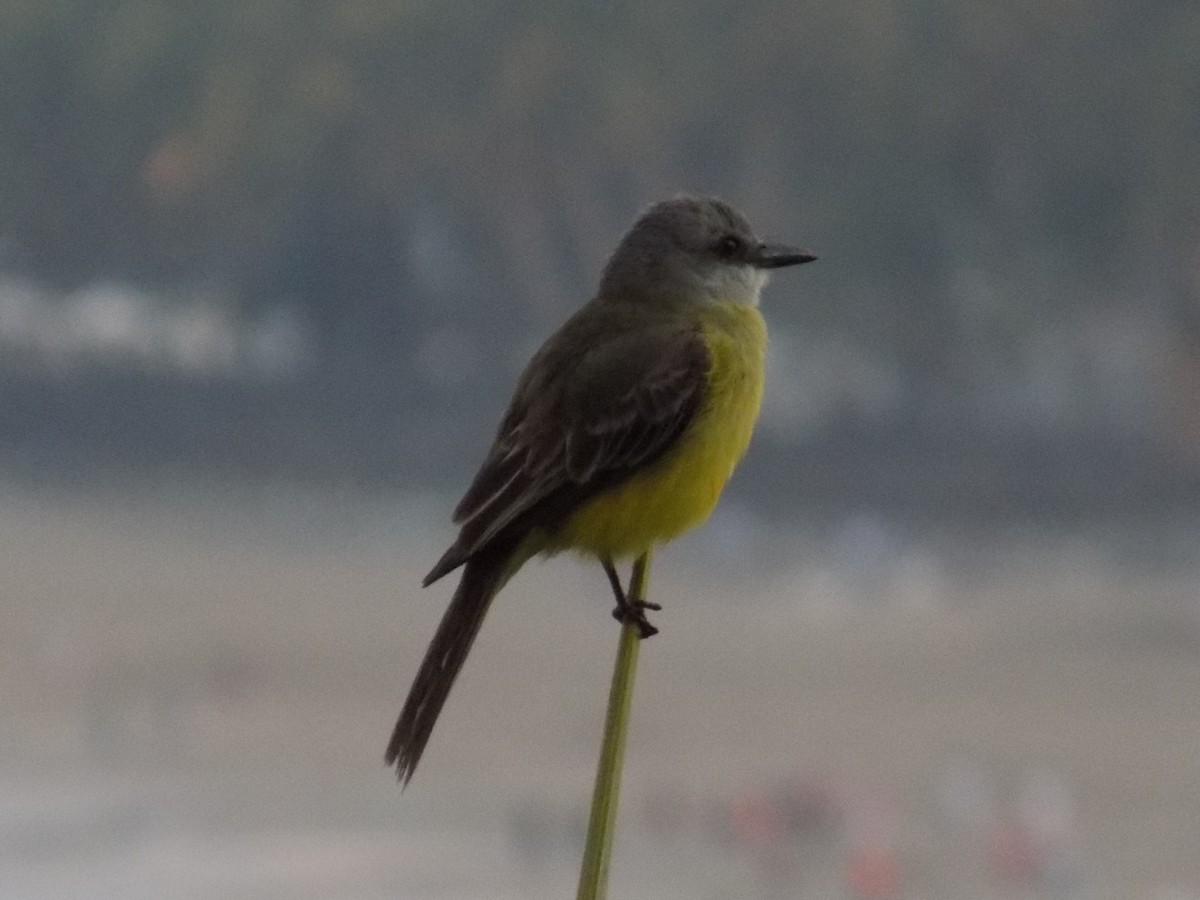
[[695, 264, 769, 307]]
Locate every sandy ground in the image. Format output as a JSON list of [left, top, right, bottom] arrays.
[[2, 487, 1199, 898]]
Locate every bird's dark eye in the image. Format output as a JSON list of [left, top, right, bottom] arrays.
[[716, 234, 744, 258]]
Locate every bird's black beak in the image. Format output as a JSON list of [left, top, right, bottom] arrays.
[[755, 242, 818, 269]]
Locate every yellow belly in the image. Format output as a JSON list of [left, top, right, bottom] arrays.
[[550, 303, 766, 560]]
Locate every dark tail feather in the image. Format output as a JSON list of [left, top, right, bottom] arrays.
[[386, 545, 513, 785]]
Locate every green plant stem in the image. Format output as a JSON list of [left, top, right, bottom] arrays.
[[576, 551, 652, 900]]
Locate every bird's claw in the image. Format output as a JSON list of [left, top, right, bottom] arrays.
[[611, 600, 660, 638], [602, 558, 660, 637]]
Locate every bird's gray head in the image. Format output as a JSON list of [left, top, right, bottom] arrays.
[[598, 195, 815, 307]]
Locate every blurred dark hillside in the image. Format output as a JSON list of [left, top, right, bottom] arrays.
[[1, 0, 1198, 522]]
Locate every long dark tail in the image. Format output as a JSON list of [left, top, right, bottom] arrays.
[[386, 542, 518, 785]]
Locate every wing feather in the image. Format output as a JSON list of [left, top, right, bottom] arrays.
[[425, 319, 709, 584]]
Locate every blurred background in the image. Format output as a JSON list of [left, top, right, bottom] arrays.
[[2, 1, 1199, 897]]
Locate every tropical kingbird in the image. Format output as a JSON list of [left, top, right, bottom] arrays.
[[387, 195, 815, 783]]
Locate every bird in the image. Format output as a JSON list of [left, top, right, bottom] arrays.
[[387, 195, 816, 784]]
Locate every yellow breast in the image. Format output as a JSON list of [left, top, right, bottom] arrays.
[[553, 303, 767, 560]]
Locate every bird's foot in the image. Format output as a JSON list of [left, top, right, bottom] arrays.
[[602, 558, 661, 638], [611, 598, 660, 638]]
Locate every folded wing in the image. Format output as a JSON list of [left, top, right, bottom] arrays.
[[424, 321, 710, 585]]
